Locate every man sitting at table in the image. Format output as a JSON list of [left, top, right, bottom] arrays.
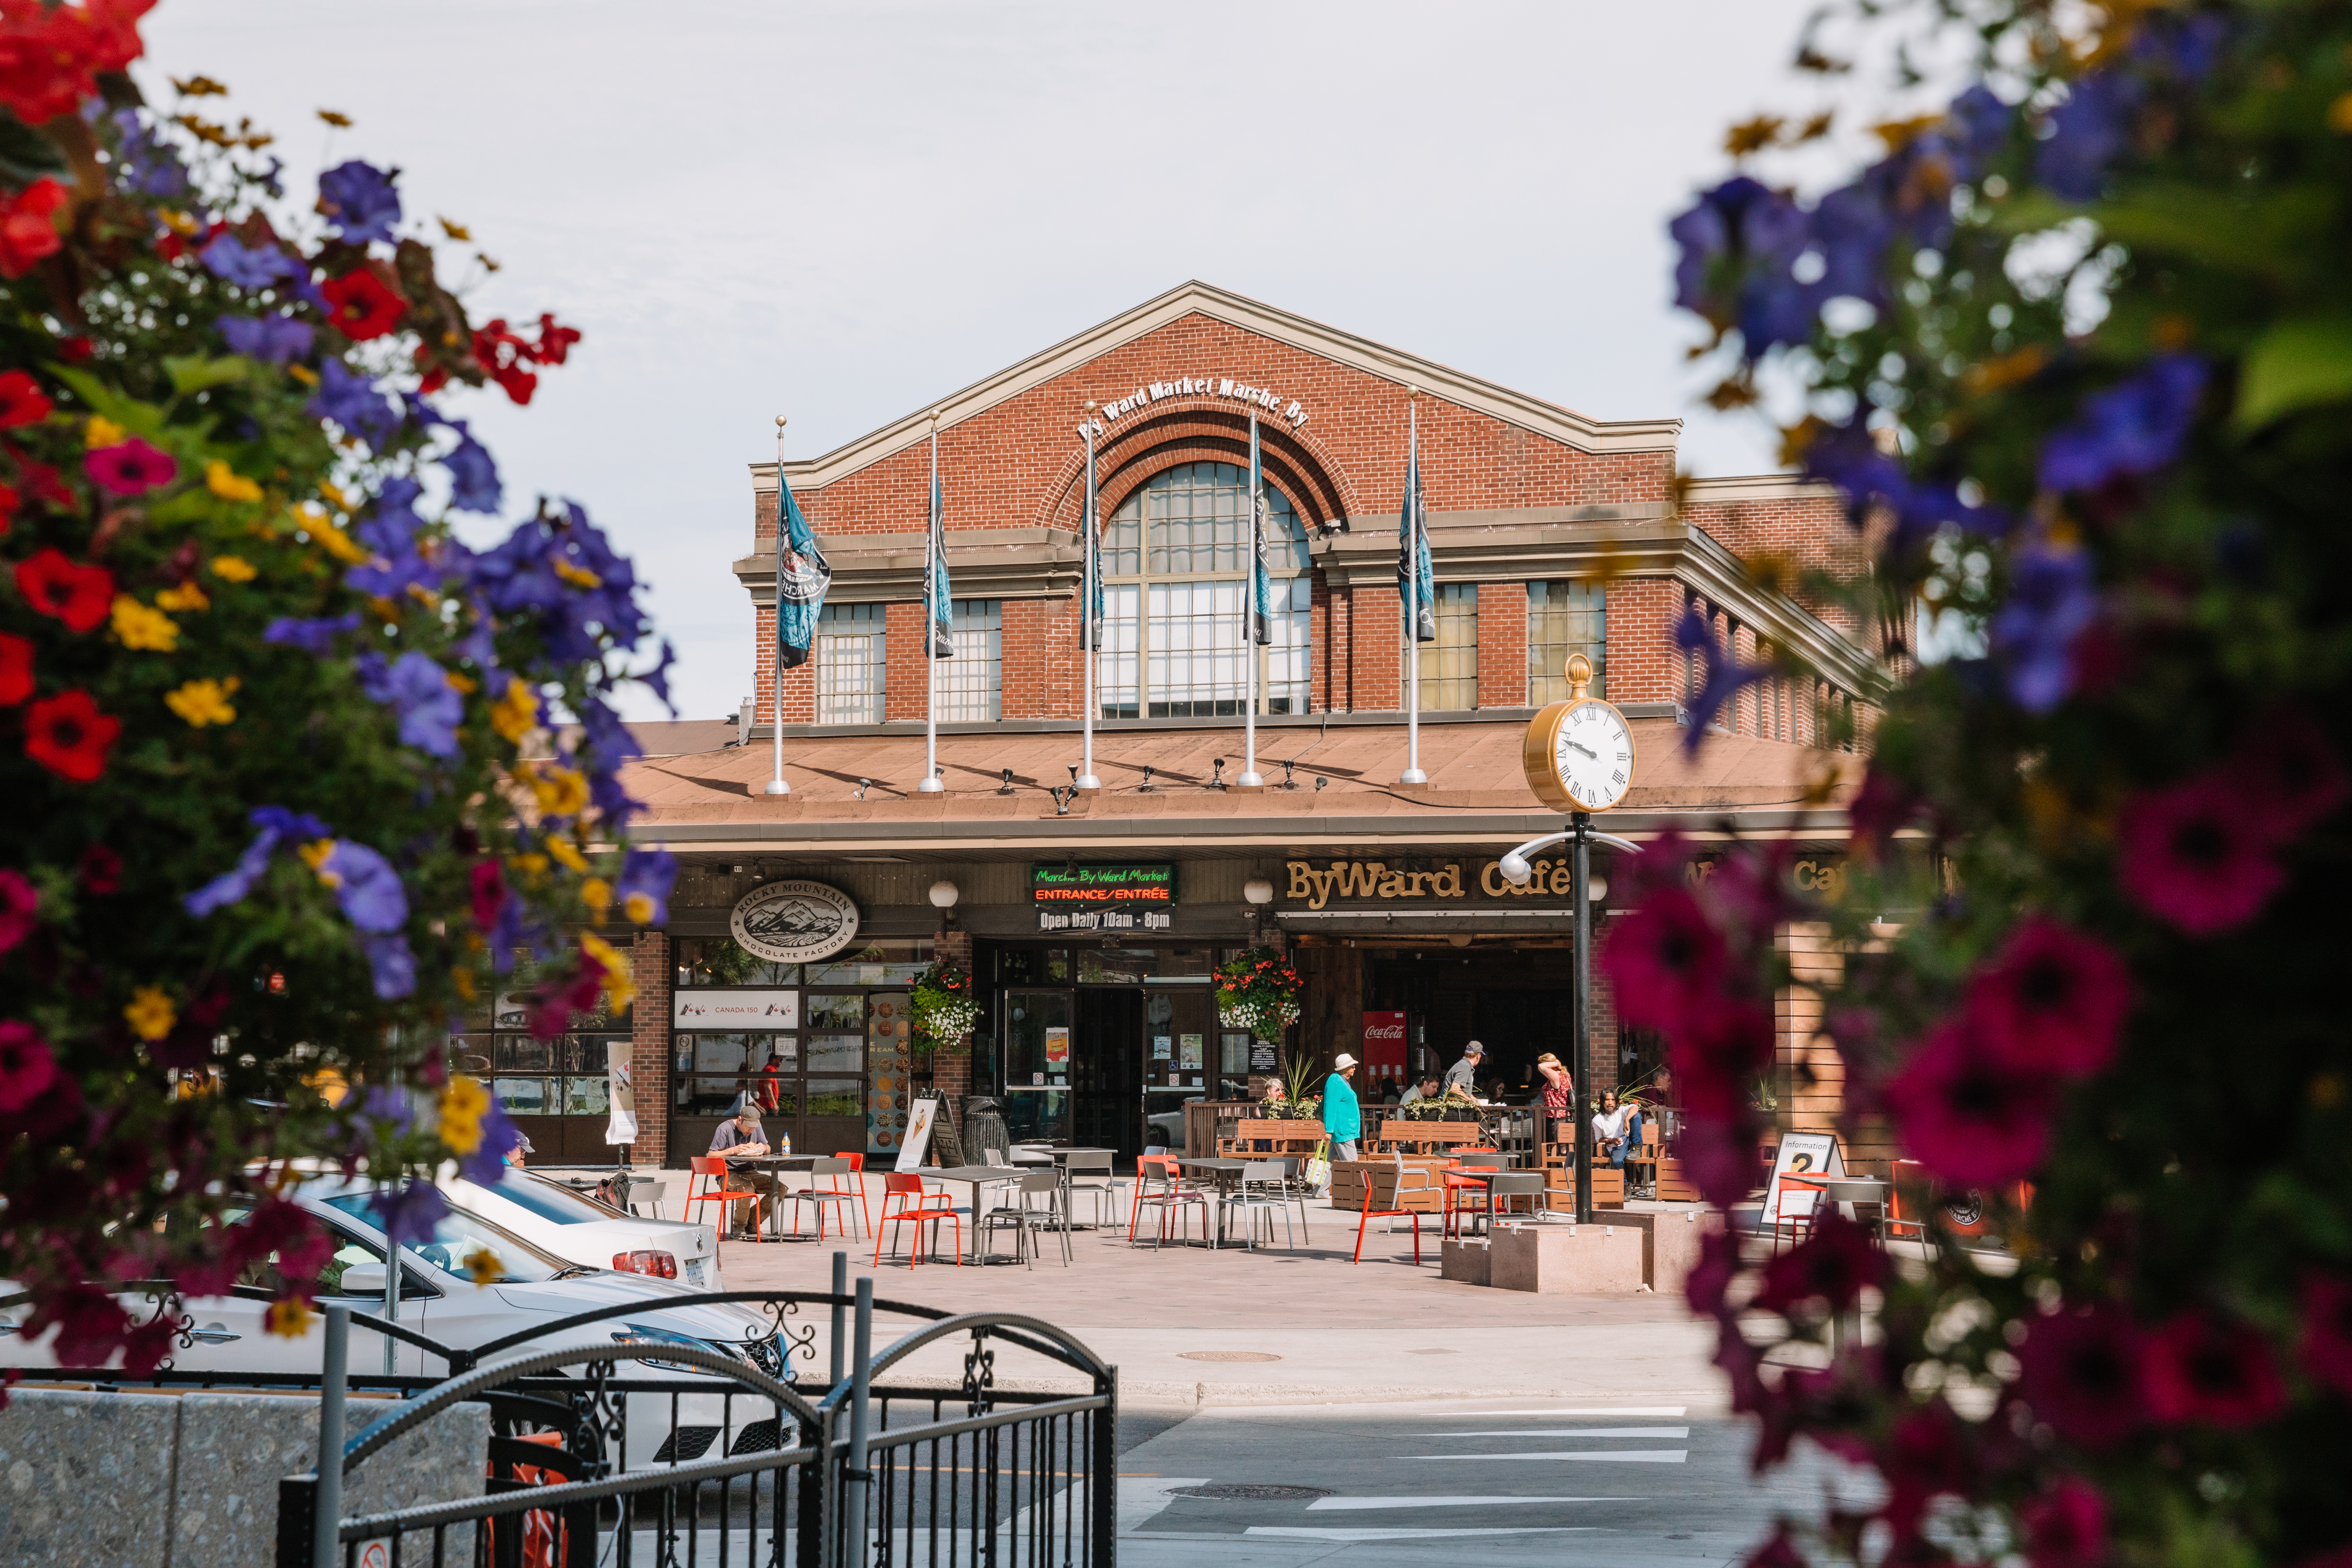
[[1398, 1073, 1443, 1108], [709, 1099, 781, 1239]]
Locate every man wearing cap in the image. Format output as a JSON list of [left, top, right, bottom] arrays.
[[709, 1097, 779, 1240], [1443, 1041, 1486, 1099], [1323, 1053, 1363, 1162]]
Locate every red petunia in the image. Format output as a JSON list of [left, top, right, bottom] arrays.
[[0, 630, 30, 704], [2298, 1273, 2352, 1396], [56, 335, 94, 363], [1667, 996, 1776, 1117], [2242, 708, 2348, 843], [1966, 917, 2133, 1078], [0, 177, 67, 279], [78, 843, 121, 895], [2017, 1305, 2146, 1446], [9, 450, 72, 509], [2140, 1309, 2285, 1428], [0, 1021, 56, 1115], [2116, 774, 2283, 935], [321, 268, 407, 341], [24, 688, 122, 783], [469, 858, 507, 931], [1882, 1015, 2058, 1186], [1879, 1402, 1974, 1539], [2021, 1477, 2108, 1568], [84, 437, 177, 496], [0, 867, 35, 953], [0, 368, 51, 427], [1599, 886, 1729, 1033], [14, 548, 115, 632], [0, 0, 151, 125], [0, 478, 17, 535], [1753, 1210, 1887, 1314]]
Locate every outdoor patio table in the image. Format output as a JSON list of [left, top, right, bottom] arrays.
[[921, 1165, 1031, 1263], [1175, 1157, 1250, 1245], [719, 1154, 829, 1241], [1821, 1177, 1892, 1239]]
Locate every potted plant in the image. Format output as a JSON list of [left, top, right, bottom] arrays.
[[1214, 946, 1301, 1040], [1259, 1054, 1324, 1121], [909, 962, 977, 1058]]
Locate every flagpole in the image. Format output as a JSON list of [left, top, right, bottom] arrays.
[[1239, 410, 1264, 788], [918, 410, 945, 794], [1075, 401, 1102, 792], [1400, 388, 1427, 785], [766, 414, 790, 796]]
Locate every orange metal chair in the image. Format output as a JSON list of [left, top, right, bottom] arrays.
[[830, 1151, 872, 1238], [1770, 1173, 1827, 1253], [875, 1171, 962, 1267], [1128, 1154, 1211, 1247], [1355, 1156, 1434, 1264], [686, 1155, 768, 1244], [1441, 1157, 1499, 1240]]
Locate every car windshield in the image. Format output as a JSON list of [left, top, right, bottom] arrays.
[[478, 1171, 616, 1227], [323, 1192, 574, 1283]]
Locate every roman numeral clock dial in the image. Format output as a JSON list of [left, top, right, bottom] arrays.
[[1521, 654, 1636, 814]]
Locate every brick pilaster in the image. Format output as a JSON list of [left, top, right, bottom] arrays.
[[631, 930, 671, 1168]]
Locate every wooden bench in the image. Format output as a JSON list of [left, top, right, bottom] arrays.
[[1369, 1118, 1486, 1154], [1216, 1118, 1328, 1156]]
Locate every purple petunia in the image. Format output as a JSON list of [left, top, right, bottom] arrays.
[[218, 313, 315, 364], [1673, 607, 1774, 751], [616, 846, 677, 924], [320, 840, 409, 934], [264, 612, 363, 654], [360, 933, 416, 1000], [1990, 544, 2099, 713], [317, 159, 403, 246], [357, 1085, 414, 1133], [110, 109, 187, 198], [458, 1100, 525, 1185], [358, 650, 465, 758], [2037, 355, 2209, 494], [307, 359, 402, 451], [441, 421, 503, 514], [200, 233, 297, 290], [183, 805, 334, 918], [2037, 71, 2139, 203], [368, 1179, 448, 1249], [1800, 416, 2008, 551]]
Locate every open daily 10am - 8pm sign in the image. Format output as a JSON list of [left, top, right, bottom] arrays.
[[1031, 863, 1177, 933]]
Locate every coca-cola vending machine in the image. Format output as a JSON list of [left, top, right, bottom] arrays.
[[1361, 1010, 1407, 1093]]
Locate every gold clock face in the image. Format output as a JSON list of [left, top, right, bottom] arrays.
[[1522, 697, 1636, 813]]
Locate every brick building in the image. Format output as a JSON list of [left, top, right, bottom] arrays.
[[498, 283, 1883, 1179]]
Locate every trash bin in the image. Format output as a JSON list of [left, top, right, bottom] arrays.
[[963, 1097, 1009, 1166]]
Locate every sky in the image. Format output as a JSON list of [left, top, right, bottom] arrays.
[[139, 0, 1844, 722]]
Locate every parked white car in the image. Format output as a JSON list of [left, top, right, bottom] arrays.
[[450, 1167, 719, 1290], [0, 1173, 796, 1465]]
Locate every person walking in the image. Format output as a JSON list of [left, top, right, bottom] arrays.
[[1441, 1041, 1485, 1097], [1323, 1053, 1363, 1162]]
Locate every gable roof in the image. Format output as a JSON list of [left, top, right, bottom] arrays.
[[753, 281, 1684, 494]]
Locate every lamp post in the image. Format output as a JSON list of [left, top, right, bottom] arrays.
[[1501, 819, 1640, 1223]]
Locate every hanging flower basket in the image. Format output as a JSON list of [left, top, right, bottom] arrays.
[[1215, 946, 1301, 1041], [910, 962, 977, 1056]]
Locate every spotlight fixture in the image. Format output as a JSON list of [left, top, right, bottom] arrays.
[[1280, 759, 1297, 788], [1052, 786, 1071, 816], [1139, 765, 1155, 793], [998, 767, 1016, 796], [1314, 776, 1327, 793], [1209, 758, 1227, 790], [855, 778, 871, 801]]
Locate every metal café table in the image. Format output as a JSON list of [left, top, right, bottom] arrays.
[[1173, 1157, 1250, 1246], [917, 1165, 1028, 1264], [721, 1154, 828, 1241]]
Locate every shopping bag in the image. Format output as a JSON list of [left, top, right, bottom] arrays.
[[1303, 1138, 1332, 1194]]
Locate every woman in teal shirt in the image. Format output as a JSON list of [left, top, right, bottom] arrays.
[[1323, 1053, 1363, 1160]]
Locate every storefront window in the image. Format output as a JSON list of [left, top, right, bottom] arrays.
[[805, 940, 932, 986], [804, 994, 865, 1031], [936, 599, 1002, 721], [1418, 582, 1479, 711], [673, 936, 799, 988], [996, 948, 1068, 984], [1076, 948, 1155, 985], [816, 601, 886, 723], [1528, 579, 1607, 702], [1098, 462, 1312, 718]]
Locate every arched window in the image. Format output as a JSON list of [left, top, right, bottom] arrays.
[[1098, 461, 1312, 718]]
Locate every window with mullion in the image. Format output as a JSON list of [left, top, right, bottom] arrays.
[[1528, 579, 1607, 703], [934, 599, 1001, 721]]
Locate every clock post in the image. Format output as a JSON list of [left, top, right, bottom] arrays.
[[1571, 809, 1595, 1224]]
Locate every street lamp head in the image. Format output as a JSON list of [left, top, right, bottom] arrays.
[[928, 880, 959, 910], [1587, 874, 1609, 903], [1499, 851, 1532, 887], [1242, 878, 1275, 906]]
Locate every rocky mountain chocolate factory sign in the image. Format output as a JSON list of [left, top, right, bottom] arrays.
[[730, 880, 861, 964]]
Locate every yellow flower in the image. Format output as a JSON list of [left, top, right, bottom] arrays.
[[157, 581, 210, 613], [264, 1297, 316, 1337], [445, 670, 478, 695], [287, 364, 318, 386], [298, 838, 338, 881], [582, 877, 613, 924], [510, 852, 549, 878], [490, 677, 540, 743], [165, 676, 241, 727], [310, 518, 368, 565], [205, 459, 264, 503], [126, 985, 176, 1042], [209, 555, 258, 583], [521, 764, 591, 818], [465, 1249, 505, 1286], [451, 967, 477, 1002], [439, 1076, 490, 1155], [319, 480, 353, 512], [111, 595, 180, 651], [2330, 90, 2352, 135], [86, 415, 127, 448], [546, 836, 588, 874], [625, 891, 657, 924], [553, 559, 601, 590], [581, 930, 636, 1013]]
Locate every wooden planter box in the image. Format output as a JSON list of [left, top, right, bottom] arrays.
[[1655, 1156, 1701, 1203], [1218, 1118, 1327, 1155], [1371, 1119, 1485, 1152], [1329, 1158, 1450, 1213]]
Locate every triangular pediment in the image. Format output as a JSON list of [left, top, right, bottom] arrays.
[[756, 281, 1680, 492]]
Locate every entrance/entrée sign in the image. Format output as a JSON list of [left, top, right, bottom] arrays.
[[1759, 1131, 1846, 1225], [673, 990, 800, 1028], [1032, 862, 1176, 932], [729, 880, 861, 964], [1361, 1011, 1407, 1075]]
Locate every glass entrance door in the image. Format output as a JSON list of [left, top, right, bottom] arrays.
[[1075, 990, 1143, 1158], [1002, 989, 1072, 1144], [1140, 988, 1213, 1155]]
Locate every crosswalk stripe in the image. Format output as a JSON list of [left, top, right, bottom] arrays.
[[1247, 1527, 1602, 1541], [1411, 1450, 1689, 1463], [1407, 1427, 1690, 1439], [1307, 1496, 1641, 1512], [1420, 1406, 1689, 1417]]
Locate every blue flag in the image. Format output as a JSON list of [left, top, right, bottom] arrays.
[[1398, 442, 1434, 643], [928, 458, 954, 659], [1081, 422, 1104, 651], [1249, 413, 1271, 645], [774, 471, 830, 669]]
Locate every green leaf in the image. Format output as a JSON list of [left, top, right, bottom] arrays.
[[0, 110, 68, 186], [2234, 314, 2352, 431], [164, 355, 251, 394], [46, 365, 159, 430]]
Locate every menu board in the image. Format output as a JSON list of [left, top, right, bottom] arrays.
[[866, 992, 913, 1154]]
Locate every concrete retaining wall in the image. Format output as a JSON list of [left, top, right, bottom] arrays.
[[0, 1385, 490, 1568]]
